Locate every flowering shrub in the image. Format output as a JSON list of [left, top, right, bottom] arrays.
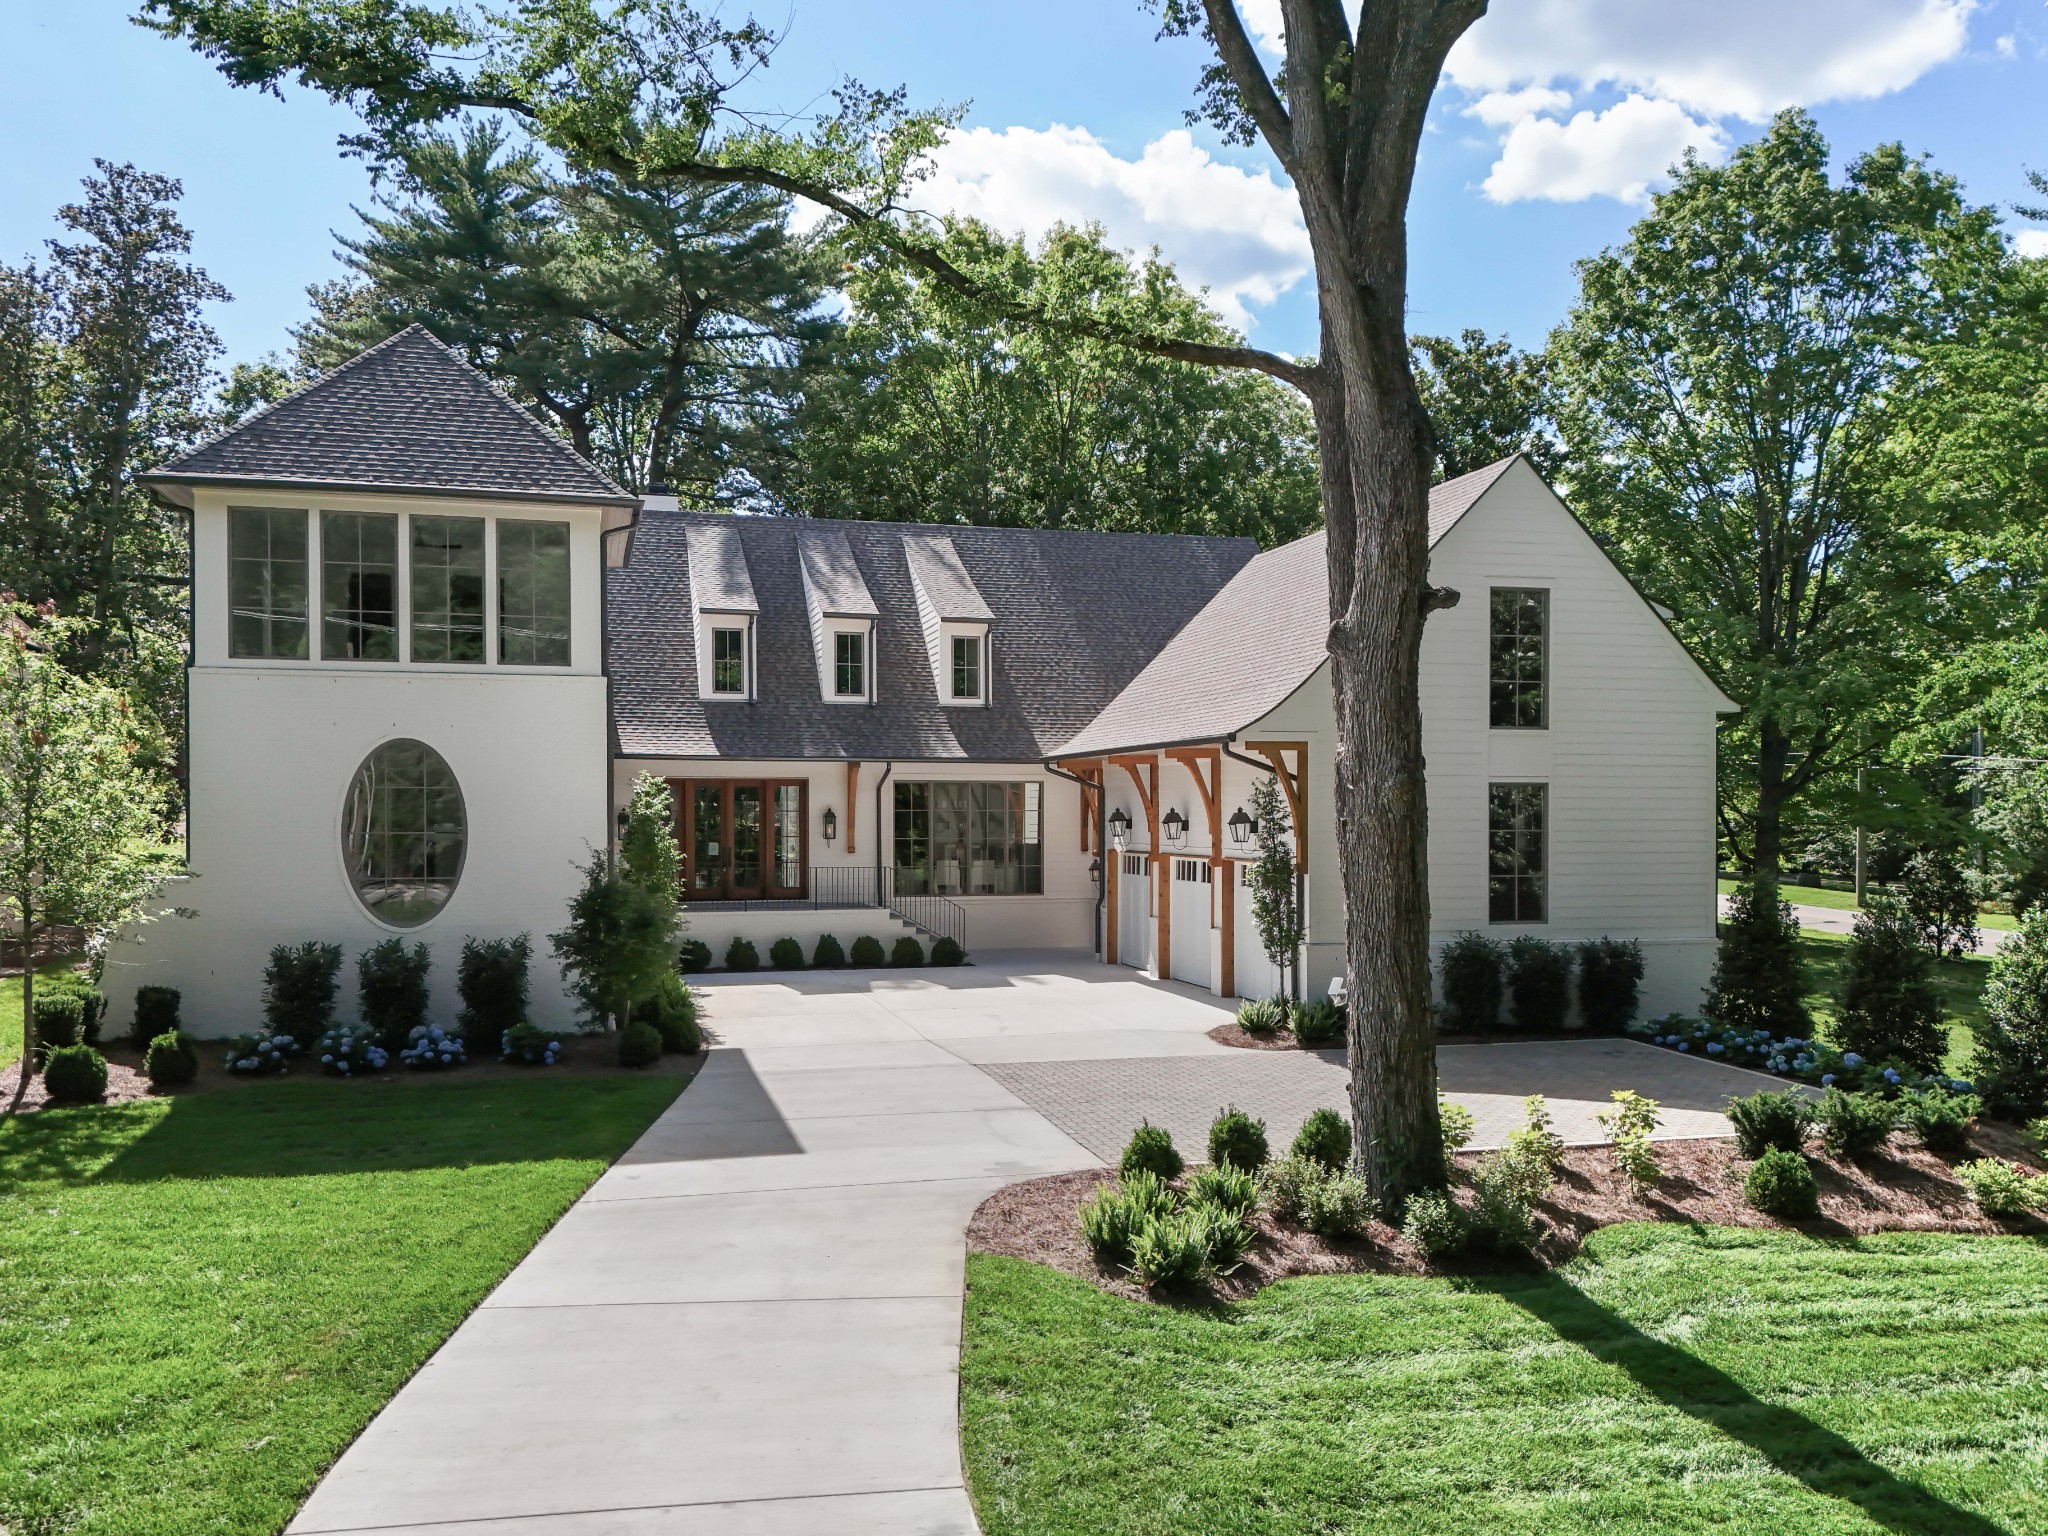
[[315, 1023, 390, 1077], [502, 1021, 563, 1066], [399, 1024, 467, 1070], [225, 1031, 302, 1074], [1629, 1012, 1973, 1098]]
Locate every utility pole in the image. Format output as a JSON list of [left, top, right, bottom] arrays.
[[1854, 761, 1867, 907]]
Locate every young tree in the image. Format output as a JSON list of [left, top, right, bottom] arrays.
[[1835, 894, 1946, 1075], [1548, 113, 2002, 885], [0, 601, 180, 1099], [773, 219, 1320, 544], [1245, 775, 1303, 1001], [548, 851, 677, 1032], [143, 0, 1488, 1204], [618, 772, 681, 903], [1975, 762, 2048, 918], [1704, 884, 1813, 1039], [1409, 329, 1556, 483]]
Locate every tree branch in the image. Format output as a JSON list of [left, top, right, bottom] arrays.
[[1197, 0, 1294, 162]]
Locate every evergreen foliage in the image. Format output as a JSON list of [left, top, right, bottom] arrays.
[[890, 935, 924, 967], [1118, 1122, 1184, 1183], [722, 937, 760, 972], [457, 935, 530, 1045], [811, 933, 847, 969], [1744, 1148, 1820, 1219], [263, 942, 342, 1045], [1290, 1108, 1352, 1172], [357, 938, 431, 1052], [1506, 937, 1572, 1032], [1575, 937, 1645, 1033], [1705, 884, 1813, 1037], [143, 1030, 199, 1087], [132, 985, 181, 1049], [549, 853, 677, 1028], [1834, 894, 1946, 1074], [768, 937, 806, 970], [1207, 1107, 1269, 1173], [1437, 933, 1503, 1032], [1976, 911, 2048, 1117], [616, 1020, 662, 1069], [1899, 850, 1980, 959], [1245, 776, 1301, 998], [848, 935, 886, 968], [619, 774, 682, 903], [41, 1043, 108, 1103]]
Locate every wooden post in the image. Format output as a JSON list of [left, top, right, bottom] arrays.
[[845, 760, 860, 857]]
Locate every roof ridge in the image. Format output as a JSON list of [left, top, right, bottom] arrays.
[[418, 327, 633, 499]]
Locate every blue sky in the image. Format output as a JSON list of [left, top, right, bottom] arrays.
[[5, 0, 2045, 370]]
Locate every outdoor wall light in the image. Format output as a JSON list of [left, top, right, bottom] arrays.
[[615, 807, 630, 833], [821, 807, 838, 844], [1108, 807, 1132, 850], [1227, 805, 1257, 848], [1161, 807, 1189, 847]]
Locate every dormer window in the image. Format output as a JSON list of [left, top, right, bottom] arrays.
[[712, 625, 748, 696], [834, 630, 867, 698], [950, 634, 982, 702]]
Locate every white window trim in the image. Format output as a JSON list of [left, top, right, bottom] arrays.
[[699, 612, 755, 702], [940, 620, 989, 707], [822, 618, 876, 704]]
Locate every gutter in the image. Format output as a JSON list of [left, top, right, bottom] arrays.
[[873, 760, 894, 903]]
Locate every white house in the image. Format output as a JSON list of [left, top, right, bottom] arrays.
[[110, 325, 1734, 1036]]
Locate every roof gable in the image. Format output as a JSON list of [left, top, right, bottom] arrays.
[[143, 324, 632, 507]]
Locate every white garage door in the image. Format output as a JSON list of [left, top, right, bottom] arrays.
[[1118, 852, 1151, 971], [1170, 858, 1213, 990]]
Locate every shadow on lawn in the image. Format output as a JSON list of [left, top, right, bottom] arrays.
[[1, 1076, 685, 1186], [1487, 1268, 2011, 1536]]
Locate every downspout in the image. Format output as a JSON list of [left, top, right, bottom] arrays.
[[1221, 741, 1302, 1003], [1042, 759, 1106, 959], [873, 760, 894, 907]]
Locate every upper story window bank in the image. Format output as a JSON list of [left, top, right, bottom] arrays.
[[227, 505, 573, 668]]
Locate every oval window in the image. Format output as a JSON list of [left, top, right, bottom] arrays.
[[341, 739, 467, 927]]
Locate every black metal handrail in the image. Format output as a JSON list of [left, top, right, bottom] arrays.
[[682, 865, 969, 953]]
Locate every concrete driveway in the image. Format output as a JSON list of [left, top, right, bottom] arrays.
[[287, 953, 1771, 1536]]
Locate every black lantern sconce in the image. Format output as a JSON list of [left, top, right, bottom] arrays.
[[1108, 806, 1132, 851], [1226, 805, 1257, 849], [1161, 807, 1188, 848], [615, 807, 631, 834], [821, 807, 838, 845]]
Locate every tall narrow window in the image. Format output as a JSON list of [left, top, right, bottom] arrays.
[[1488, 782, 1547, 923], [833, 630, 866, 698], [498, 520, 571, 665], [410, 515, 485, 663], [228, 506, 308, 659], [712, 627, 747, 695], [1489, 587, 1548, 728], [321, 511, 398, 660], [950, 634, 982, 701]]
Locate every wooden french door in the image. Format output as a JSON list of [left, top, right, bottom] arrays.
[[673, 779, 807, 901]]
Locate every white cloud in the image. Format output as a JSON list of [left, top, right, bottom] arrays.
[[1482, 95, 1729, 205], [1236, 0, 1284, 56], [1447, 0, 1975, 122], [904, 124, 1312, 330], [1995, 32, 2017, 57], [2016, 229, 2048, 259], [1445, 0, 1973, 205]]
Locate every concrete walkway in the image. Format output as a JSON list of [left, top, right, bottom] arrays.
[[287, 954, 1767, 1536]]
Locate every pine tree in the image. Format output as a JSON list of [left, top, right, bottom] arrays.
[[1705, 884, 1813, 1037], [1835, 894, 1946, 1074]]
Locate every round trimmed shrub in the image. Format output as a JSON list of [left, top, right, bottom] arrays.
[[1292, 995, 1344, 1047], [723, 937, 760, 972], [1208, 1106, 1270, 1172], [1119, 1121, 1184, 1181], [849, 935, 887, 968], [1744, 1148, 1820, 1219], [768, 937, 806, 970], [677, 938, 714, 974], [32, 992, 86, 1062], [890, 935, 925, 967], [617, 1020, 662, 1069], [42, 1043, 109, 1104], [1236, 997, 1285, 1036], [502, 1020, 563, 1066], [812, 933, 847, 969], [1291, 1107, 1352, 1171], [132, 985, 182, 1049], [931, 935, 967, 967], [143, 1030, 200, 1088]]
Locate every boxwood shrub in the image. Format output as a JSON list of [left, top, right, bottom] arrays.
[[633, 971, 700, 1054], [890, 935, 925, 967], [1290, 1107, 1351, 1171], [1208, 1106, 1270, 1172], [143, 1030, 200, 1088], [812, 934, 847, 969], [132, 985, 182, 1049], [42, 1043, 108, 1104], [677, 938, 714, 974], [1726, 1090, 1813, 1159], [1816, 1087, 1897, 1158], [768, 937, 806, 970], [1120, 1121, 1184, 1181], [849, 935, 887, 968], [31, 992, 85, 1062], [617, 1019, 662, 1069], [931, 935, 967, 966], [723, 937, 760, 972], [1744, 1147, 1821, 1219]]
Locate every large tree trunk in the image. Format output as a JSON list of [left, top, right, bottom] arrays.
[[1753, 723, 1792, 891], [1319, 295, 1449, 1208]]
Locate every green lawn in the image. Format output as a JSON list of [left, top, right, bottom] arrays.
[[962, 1225, 2048, 1536], [0, 1074, 686, 1535], [1719, 877, 2018, 931]]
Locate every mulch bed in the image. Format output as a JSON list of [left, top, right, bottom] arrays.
[[2, 1034, 704, 1116], [1206, 1023, 1346, 1053], [967, 1123, 2048, 1304]]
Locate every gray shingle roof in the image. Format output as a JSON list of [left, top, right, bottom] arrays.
[[142, 324, 633, 506], [797, 524, 879, 617], [609, 515, 1258, 761], [686, 522, 758, 613], [1054, 457, 1521, 757], [903, 536, 995, 622]]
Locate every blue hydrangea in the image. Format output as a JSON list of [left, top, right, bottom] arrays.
[[1842, 1052, 1863, 1069], [1822, 1073, 1836, 1087]]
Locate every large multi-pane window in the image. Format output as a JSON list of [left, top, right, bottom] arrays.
[[321, 511, 399, 660], [410, 515, 486, 662], [498, 520, 571, 665], [681, 779, 804, 899], [1487, 782, 1547, 923], [894, 781, 1042, 896], [950, 634, 982, 701], [228, 506, 309, 659], [834, 630, 866, 698], [712, 627, 747, 695], [341, 738, 466, 926], [1489, 587, 1548, 729]]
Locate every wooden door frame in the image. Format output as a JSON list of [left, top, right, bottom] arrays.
[[670, 777, 809, 901]]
